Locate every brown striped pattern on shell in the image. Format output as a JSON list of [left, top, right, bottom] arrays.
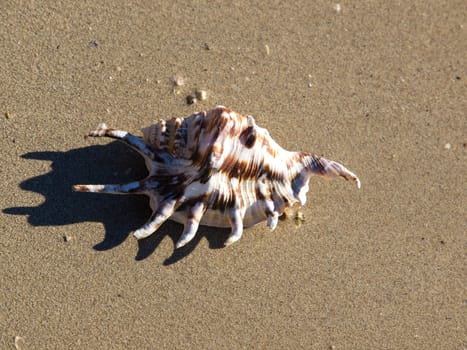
[[73, 106, 360, 249]]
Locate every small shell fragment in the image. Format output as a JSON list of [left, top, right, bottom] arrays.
[[172, 75, 185, 86], [195, 89, 207, 101], [14, 336, 25, 350]]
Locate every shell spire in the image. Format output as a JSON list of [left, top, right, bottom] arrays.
[[73, 106, 360, 250]]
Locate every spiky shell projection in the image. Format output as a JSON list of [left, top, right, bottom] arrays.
[[73, 106, 360, 249]]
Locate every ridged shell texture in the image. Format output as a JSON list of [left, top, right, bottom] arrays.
[[73, 106, 360, 249]]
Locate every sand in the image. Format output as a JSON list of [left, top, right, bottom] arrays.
[[1, 1, 465, 349]]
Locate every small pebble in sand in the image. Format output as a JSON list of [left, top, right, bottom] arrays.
[[186, 95, 197, 105], [294, 211, 305, 227], [5, 111, 12, 119], [334, 4, 342, 12], [63, 235, 72, 242], [14, 336, 25, 350], [444, 143, 452, 150], [265, 44, 270, 55], [116, 66, 122, 72], [88, 39, 98, 48], [195, 89, 207, 101], [172, 75, 185, 86]]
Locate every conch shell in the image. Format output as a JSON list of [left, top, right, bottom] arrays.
[[73, 106, 360, 249]]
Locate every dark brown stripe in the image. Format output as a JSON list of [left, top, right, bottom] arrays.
[[209, 191, 236, 212], [240, 126, 256, 148]]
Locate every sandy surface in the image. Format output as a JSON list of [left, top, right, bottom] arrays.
[[1, 1, 465, 349]]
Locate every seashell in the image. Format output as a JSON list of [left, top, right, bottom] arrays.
[[73, 106, 360, 249]]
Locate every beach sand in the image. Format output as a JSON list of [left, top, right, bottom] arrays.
[[1, 1, 465, 349]]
